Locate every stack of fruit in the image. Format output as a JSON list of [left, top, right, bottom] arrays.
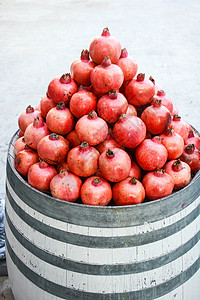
[[14, 27, 200, 206]]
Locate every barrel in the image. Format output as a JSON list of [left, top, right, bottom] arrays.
[[5, 131, 200, 300]]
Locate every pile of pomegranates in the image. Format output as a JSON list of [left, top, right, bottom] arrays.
[[14, 27, 200, 206]]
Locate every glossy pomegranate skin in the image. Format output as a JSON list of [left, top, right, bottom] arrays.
[[97, 90, 128, 123], [80, 176, 112, 206], [151, 90, 173, 113], [46, 102, 75, 135], [142, 169, 174, 200], [169, 115, 190, 142], [180, 144, 200, 172], [28, 161, 57, 192], [37, 133, 70, 165], [40, 94, 56, 118], [113, 177, 145, 206], [47, 73, 78, 105], [141, 99, 171, 135], [89, 27, 121, 64], [160, 128, 184, 160], [135, 136, 168, 171], [50, 170, 82, 202], [185, 130, 200, 149], [96, 137, 124, 153], [149, 76, 163, 93], [129, 161, 142, 180], [70, 49, 96, 86], [116, 48, 138, 82], [67, 142, 100, 177], [24, 117, 51, 150], [75, 110, 108, 146], [69, 88, 97, 119], [90, 57, 124, 94], [125, 73, 155, 106], [18, 105, 41, 133], [125, 104, 137, 116], [14, 137, 26, 156], [112, 114, 146, 149], [99, 148, 131, 182], [56, 161, 71, 173], [164, 159, 191, 190], [15, 147, 39, 177], [66, 130, 81, 148]]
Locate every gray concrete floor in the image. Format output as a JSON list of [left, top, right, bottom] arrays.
[[0, 0, 200, 298]]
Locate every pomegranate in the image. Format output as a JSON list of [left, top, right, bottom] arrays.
[[69, 86, 97, 119], [96, 134, 124, 153], [99, 148, 131, 182], [67, 142, 100, 177], [116, 48, 138, 82], [66, 130, 81, 148], [14, 137, 26, 155], [46, 101, 75, 135], [185, 130, 200, 149], [97, 90, 128, 123], [37, 133, 70, 165], [81, 176, 112, 206], [135, 136, 168, 171], [112, 114, 146, 148], [125, 73, 155, 106], [164, 159, 191, 190], [18, 130, 24, 138], [89, 27, 121, 64], [129, 161, 142, 180], [160, 127, 184, 160], [35, 104, 41, 111], [90, 56, 124, 94], [149, 76, 163, 93], [40, 94, 56, 118], [50, 170, 82, 202], [56, 161, 71, 173], [151, 90, 173, 113], [141, 99, 171, 135], [28, 160, 57, 192], [75, 110, 108, 146], [70, 49, 96, 86], [180, 144, 200, 172], [126, 104, 137, 116], [24, 117, 50, 150], [47, 73, 78, 105], [169, 114, 190, 142], [18, 105, 41, 132], [113, 177, 145, 206], [142, 169, 174, 200], [15, 146, 39, 177], [171, 105, 179, 116]]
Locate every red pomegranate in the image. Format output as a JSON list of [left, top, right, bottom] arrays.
[[116, 48, 138, 82], [112, 114, 146, 148], [171, 105, 179, 116], [185, 130, 200, 149], [96, 135, 124, 153], [141, 99, 171, 135], [142, 169, 174, 200], [75, 110, 108, 146], [97, 90, 128, 123], [125, 104, 137, 116], [50, 170, 82, 202], [47, 73, 78, 105], [70, 49, 96, 86], [90, 56, 124, 94], [14, 137, 26, 156], [67, 142, 100, 177], [18, 130, 24, 138], [99, 148, 131, 182], [24, 117, 51, 150], [169, 115, 190, 142], [89, 27, 121, 64], [160, 127, 184, 160], [135, 136, 168, 171], [125, 73, 155, 106], [151, 90, 173, 113], [15, 146, 39, 177], [129, 160, 142, 180], [18, 105, 41, 133], [37, 133, 70, 165], [180, 144, 200, 172], [69, 86, 97, 119], [66, 130, 81, 148], [113, 177, 145, 206], [40, 94, 56, 118], [28, 160, 57, 192], [149, 76, 163, 93], [164, 159, 191, 190], [56, 161, 71, 173], [81, 176, 112, 206], [46, 101, 75, 135]]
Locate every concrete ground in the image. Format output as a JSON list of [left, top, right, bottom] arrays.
[[0, 0, 200, 298]]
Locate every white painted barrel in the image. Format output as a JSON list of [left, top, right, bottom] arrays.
[[5, 131, 200, 300]]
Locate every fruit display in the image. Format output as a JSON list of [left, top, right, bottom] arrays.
[[14, 27, 200, 206]]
